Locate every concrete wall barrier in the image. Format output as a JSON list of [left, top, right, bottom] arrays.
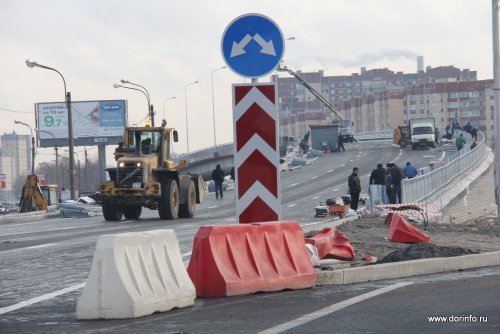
[[187, 221, 317, 297], [76, 229, 195, 319]]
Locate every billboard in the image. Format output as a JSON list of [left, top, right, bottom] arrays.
[[35, 100, 127, 147]]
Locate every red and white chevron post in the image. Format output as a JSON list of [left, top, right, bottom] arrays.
[[233, 83, 281, 224]]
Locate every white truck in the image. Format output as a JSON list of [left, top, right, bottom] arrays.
[[408, 118, 436, 150]]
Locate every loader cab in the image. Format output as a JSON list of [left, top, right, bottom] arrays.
[[120, 127, 178, 168], [127, 129, 163, 155]]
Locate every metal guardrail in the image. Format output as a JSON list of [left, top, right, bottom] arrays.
[[402, 131, 485, 203]]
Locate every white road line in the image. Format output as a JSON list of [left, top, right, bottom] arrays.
[[332, 188, 339, 192], [291, 182, 299, 187], [181, 251, 192, 258], [258, 282, 413, 334], [310, 176, 318, 179], [287, 204, 297, 208], [25, 243, 56, 250], [340, 164, 345, 167], [312, 196, 320, 199], [208, 206, 218, 209], [0, 282, 86, 315], [327, 170, 334, 173], [224, 218, 236, 222]]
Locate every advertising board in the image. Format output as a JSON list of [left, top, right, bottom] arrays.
[[35, 100, 127, 147]]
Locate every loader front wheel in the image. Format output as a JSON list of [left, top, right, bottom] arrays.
[[179, 180, 196, 218], [102, 199, 123, 221], [158, 179, 179, 220]]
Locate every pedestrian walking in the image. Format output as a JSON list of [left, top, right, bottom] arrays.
[[211, 164, 225, 199], [389, 163, 403, 204], [403, 162, 418, 179], [337, 134, 345, 152], [369, 163, 387, 206], [455, 134, 466, 151], [348, 167, 361, 211]]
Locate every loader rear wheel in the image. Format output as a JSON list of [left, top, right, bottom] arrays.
[[179, 180, 196, 218], [158, 179, 179, 220], [102, 199, 123, 221], [123, 205, 142, 219]]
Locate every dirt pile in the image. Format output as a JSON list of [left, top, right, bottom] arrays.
[[332, 215, 500, 262], [378, 243, 478, 264]]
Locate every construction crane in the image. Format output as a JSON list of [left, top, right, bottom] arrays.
[[277, 66, 344, 121]]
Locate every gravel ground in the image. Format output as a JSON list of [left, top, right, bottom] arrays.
[[310, 215, 500, 263]]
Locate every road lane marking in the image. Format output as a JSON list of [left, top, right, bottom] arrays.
[[208, 206, 218, 209], [340, 164, 345, 167], [291, 183, 299, 187], [0, 282, 86, 315], [310, 176, 318, 179], [25, 243, 56, 250], [258, 282, 413, 334], [312, 196, 320, 199], [332, 188, 339, 192], [287, 204, 297, 207], [182, 251, 192, 258], [327, 169, 334, 173]]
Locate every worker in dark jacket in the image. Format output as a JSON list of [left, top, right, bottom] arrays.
[[211, 164, 225, 199], [369, 163, 387, 205], [389, 163, 404, 204], [348, 167, 361, 211]]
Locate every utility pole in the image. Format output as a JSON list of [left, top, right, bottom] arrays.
[[84, 147, 89, 192], [493, 0, 500, 217]]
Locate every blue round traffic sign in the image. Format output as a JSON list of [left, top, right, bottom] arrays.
[[221, 13, 285, 79]]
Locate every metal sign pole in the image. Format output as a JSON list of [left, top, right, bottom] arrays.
[[493, 0, 500, 217]]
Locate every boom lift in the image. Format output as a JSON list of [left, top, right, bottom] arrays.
[[277, 66, 354, 143], [277, 66, 344, 121]]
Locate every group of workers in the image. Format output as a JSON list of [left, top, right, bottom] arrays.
[[348, 161, 419, 211]]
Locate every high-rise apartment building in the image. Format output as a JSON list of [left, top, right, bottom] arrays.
[[273, 65, 490, 142], [0, 132, 31, 202]]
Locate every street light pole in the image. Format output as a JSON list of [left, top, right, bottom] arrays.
[[35, 128, 59, 187], [121, 79, 154, 126], [14, 120, 35, 175], [492, 0, 500, 217], [184, 81, 199, 165], [162, 96, 176, 121], [211, 66, 226, 157], [25, 59, 76, 200]]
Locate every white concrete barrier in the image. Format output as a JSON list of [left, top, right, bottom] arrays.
[[76, 229, 195, 319]]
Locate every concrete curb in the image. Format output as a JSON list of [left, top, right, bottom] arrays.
[[300, 217, 500, 285], [0, 210, 61, 222], [316, 251, 500, 285]]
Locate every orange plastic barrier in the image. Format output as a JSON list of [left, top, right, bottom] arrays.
[[386, 213, 430, 243], [187, 221, 317, 297], [304, 228, 355, 261]]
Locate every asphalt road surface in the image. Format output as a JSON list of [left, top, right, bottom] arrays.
[[3, 141, 497, 333]]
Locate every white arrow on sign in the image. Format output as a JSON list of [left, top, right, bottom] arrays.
[[253, 33, 276, 56], [230, 34, 277, 58], [230, 34, 252, 57]]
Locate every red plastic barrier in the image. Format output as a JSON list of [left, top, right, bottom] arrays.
[[386, 213, 430, 243], [187, 221, 317, 297], [304, 228, 355, 261], [384, 212, 395, 226]]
